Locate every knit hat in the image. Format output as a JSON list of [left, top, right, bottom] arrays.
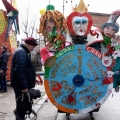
[[101, 11, 119, 33], [24, 37, 38, 46]]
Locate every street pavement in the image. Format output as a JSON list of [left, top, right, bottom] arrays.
[[0, 81, 120, 120], [0, 79, 47, 120], [37, 90, 120, 120]]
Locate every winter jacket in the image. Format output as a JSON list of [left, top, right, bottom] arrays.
[[0, 51, 9, 71], [10, 44, 36, 90]]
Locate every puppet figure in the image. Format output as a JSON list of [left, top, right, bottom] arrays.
[[101, 11, 119, 55], [67, 0, 104, 119], [38, 5, 70, 63], [104, 10, 120, 92], [66, 0, 116, 119], [68, 0, 103, 46]]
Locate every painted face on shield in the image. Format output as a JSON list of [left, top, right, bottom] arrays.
[[103, 26, 116, 38], [44, 17, 55, 33], [72, 16, 88, 36]]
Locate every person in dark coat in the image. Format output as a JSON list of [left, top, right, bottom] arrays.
[[0, 46, 9, 93], [10, 37, 40, 120]]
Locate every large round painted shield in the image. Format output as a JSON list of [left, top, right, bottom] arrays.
[[44, 45, 113, 114]]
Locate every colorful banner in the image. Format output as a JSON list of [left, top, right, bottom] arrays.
[[0, 9, 17, 81]]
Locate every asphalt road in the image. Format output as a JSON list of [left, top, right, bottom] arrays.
[[0, 83, 120, 120], [37, 89, 120, 120]]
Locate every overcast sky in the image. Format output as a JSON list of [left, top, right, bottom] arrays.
[[0, 0, 120, 40], [1, 0, 120, 17]]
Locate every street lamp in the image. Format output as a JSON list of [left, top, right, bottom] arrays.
[[63, 0, 68, 15], [49, 0, 50, 5], [63, 0, 73, 15]]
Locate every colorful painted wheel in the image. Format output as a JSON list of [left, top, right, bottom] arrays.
[[44, 45, 113, 114]]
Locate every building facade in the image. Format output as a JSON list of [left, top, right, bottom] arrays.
[[89, 12, 110, 29]]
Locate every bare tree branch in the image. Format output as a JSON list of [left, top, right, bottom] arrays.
[[18, 1, 38, 38]]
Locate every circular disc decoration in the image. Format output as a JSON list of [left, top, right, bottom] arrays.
[[44, 56, 56, 67], [44, 45, 113, 114], [102, 56, 112, 67]]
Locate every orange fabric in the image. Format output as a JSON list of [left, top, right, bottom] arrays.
[[44, 80, 78, 113]]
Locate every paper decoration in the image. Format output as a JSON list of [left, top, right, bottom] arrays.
[[44, 45, 113, 114], [40, 9, 46, 15]]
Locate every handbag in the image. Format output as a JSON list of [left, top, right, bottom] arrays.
[[16, 92, 32, 115], [15, 92, 37, 120]]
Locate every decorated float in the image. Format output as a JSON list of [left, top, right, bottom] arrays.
[[0, 0, 19, 81], [38, 0, 120, 119]]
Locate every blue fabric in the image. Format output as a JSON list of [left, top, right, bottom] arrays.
[[0, 51, 9, 91], [0, 52, 9, 70], [0, 75, 7, 91]]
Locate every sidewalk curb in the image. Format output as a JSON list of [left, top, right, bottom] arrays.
[[33, 93, 48, 113], [2, 93, 48, 120]]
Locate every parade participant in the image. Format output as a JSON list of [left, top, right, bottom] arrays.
[[10, 37, 40, 120], [38, 5, 71, 64], [0, 46, 9, 93], [67, 0, 105, 119]]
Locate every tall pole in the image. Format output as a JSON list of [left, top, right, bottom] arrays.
[[63, 0, 64, 15], [49, 0, 50, 5], [63, 0, 68, 15]]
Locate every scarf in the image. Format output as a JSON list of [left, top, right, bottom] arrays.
[[102, 35, 111, 47]]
